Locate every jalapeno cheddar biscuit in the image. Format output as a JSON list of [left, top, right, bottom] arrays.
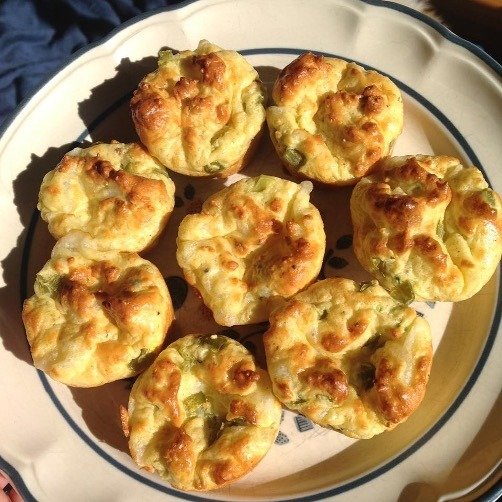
[[22, 232, 174, 387], [267, 53, 403, 185], [38, 142, 175, 253], [131, 40, 265, 177], [264, 278, 432, 439], [350, 155, 502, 302], [125, 334, 281, 491], [176, 175, 326, 326]]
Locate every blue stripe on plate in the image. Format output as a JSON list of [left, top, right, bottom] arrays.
[[10, 2, 502, 501]]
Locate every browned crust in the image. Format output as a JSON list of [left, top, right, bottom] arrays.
[[268, 52, 403, 186], [375, 354, 432, 424], [127, 335, 281, 491], [130, 83, 169, 132], [351, 154, 502, 301], [130, 43, 265, 178], [302, 365, 349, 404], [273, 52, 332, 102], [191, 53, 226, 90], [41, 144, 174, 253], [22, 246, 173, 387]]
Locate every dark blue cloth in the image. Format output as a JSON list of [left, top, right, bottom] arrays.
[[0, 0, 182, 129]]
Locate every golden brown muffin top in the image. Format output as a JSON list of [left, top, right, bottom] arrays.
[[267, 53, 403, 185], [176, 175, 326, 325], [126, 334, 281, 491], [22, 232, 173, 387], [351, 155, 502, 302], [131, 40, 265, 177], [264, 278, 432, 439], [38, 141, 175, 252]]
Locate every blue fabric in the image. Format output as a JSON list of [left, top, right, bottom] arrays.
[[0, 0, 182, 129]]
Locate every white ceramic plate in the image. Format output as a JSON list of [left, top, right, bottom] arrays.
[[1, 1, 501, 500]]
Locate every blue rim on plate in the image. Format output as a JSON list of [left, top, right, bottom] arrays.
[[4, 1, 502, 500]]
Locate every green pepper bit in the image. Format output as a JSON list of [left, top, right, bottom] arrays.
[[480, 188, 496, 207], [358, 280, 378, 292], [128, 348, 155, 372], [436, 219, 445, 240], [199, 334, 228, 351], [203, 161, 224, 174], [391, 280, 415, 305], [283, 148, 306, 168], [158, 50, 176, 66], [184, 392, 210, 418], [36, 273, 61, 296]]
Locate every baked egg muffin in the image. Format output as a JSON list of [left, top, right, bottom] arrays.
[[124, 334, 281, 491], [267, 52, 403, 185], [38, 141, 175, 253], [350, 155, 502, 302], [131, 40, 265, 177], [264, 278, 432, 439], [22, 232, 174, 387], [176, 175, 326, 326]]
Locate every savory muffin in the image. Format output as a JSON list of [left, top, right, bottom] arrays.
[[22, 232, 174, 387], [264, 278, 432, 439], [350, 155, 502, 302], [38, 141, 175, 253], [124, 334, 281, 491], [176, 175, 326, 326], [267, 52, 403, 185], [131, 40, 265, 177]]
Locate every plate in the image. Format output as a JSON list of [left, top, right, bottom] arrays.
[[0, 0, 501, 500]]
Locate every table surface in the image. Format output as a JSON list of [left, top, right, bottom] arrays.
[[429, 0, 501, 64]]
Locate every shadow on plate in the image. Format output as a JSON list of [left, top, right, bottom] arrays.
[[70, 380, 130, 454], [256, 65, 281, 98], [0, 142, 76, 365], [68, 320, 181, 454], [0, 53, 169, 364], [77, 55, 160, 143]]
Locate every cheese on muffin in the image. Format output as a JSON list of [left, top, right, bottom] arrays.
[[131, 40, 265, 177], [125, 334, 281, 491], [176, 175, 326, 326], [22, 232, 174, 387], [350, 155, 502, 302], [38, 141, 175, 253], [264, 278, 432, 439], [267, 52, 403, 185]]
